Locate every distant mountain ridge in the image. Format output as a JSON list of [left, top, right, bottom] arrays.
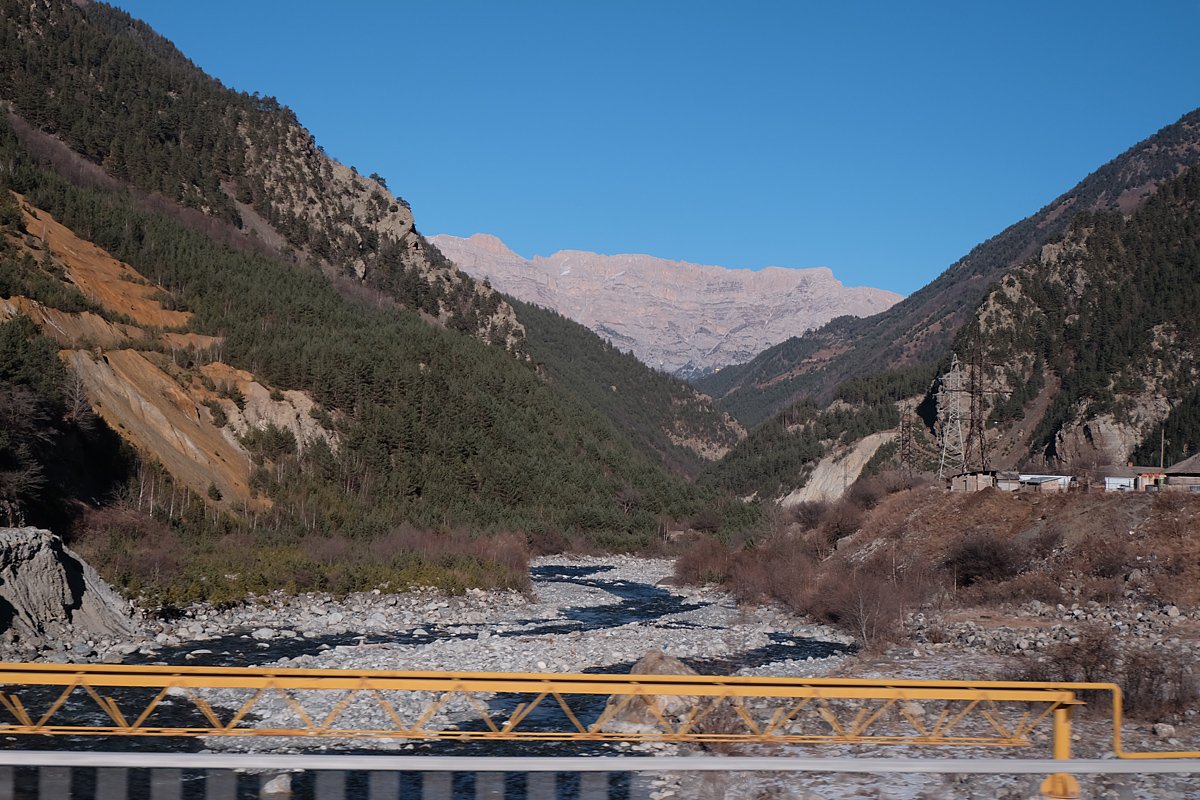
[[430, 233, 903, 380]]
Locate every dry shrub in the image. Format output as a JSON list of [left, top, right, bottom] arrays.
[[1144, 538, 1200, 607], [845, 477, 884, 510], [1151, 492, 1200, 541], [674, 534, 820, 613], [736, 535, 817, 609], [810, 554, 933, 651], [1022, 624, 1118, 685], [960, 572, 1065, 607], [300, 533, 351, 566], [693, 508, 723, 535], [71, 505, 183, 587], [376, 525, 529, 577], [816, 501, 864, 552], [819, 567, 904, 650], [790, 500, 829, 531], [877, 469, 919, 495], [1012, 625, 1198, 719], [1028, 522, 1064, 558], [1082, 576, 1125, 603], [944, 534, 1023, 587], [1082, 535, 1129, 579], [527, 526, 569, 556], [674, 535, 735, 586], [1121, 647, 1199, 718]]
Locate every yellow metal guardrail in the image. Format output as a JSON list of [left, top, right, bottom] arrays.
[[0, 663, 1191, 799]]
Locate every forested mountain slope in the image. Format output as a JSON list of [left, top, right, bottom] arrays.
[[0, 0, 742, 476], [697, 108, 1200, 428], [0, 115, 737, 599], [510, 298, 744, 478], [931, 163, 1200, 470], [703, 161, 1200, 498], [0, 0, 522, 349], [0, 2, 763, 602]]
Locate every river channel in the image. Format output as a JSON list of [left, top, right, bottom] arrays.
[[2, 558, 853, 798]]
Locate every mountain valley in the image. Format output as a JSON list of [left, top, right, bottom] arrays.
[[2, 5, 1200, 754]]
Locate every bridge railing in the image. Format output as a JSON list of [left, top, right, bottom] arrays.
[[0, 662, 1196, 798], [3, 752, 1200, 800]]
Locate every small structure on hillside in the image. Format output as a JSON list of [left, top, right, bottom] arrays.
[[1138, 470, 1167, 491], [1164, 453, 1200, 492], [949, 471, 994, 493], [995, 471, 1021, 492], [1100, 466, 1140, 492], [1019, 474, 1073, 493]]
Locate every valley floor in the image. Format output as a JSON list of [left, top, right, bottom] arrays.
[[10, 554, 1200, 798]]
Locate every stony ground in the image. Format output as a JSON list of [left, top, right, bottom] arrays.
[[11, 555, 1200, 798]]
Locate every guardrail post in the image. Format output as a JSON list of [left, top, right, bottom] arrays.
[[370, 770, 400, 799], [527, 771, 555, 800], [151, 767, 183, 800], [314, 771, 345, 800], [1040, 705, 1082, 799], [206, 769, 236, 800], [96, 767, 128, 800], [476, 771, 504, 798], [422, 771, 452, 799], [39, 766, 70, 799], [580, 772, 610, 800]]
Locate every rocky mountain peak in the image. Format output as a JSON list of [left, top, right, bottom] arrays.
[[430, 234, 903, 380]]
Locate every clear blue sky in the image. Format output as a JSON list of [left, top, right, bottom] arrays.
[[112, 1, 1198, 296]]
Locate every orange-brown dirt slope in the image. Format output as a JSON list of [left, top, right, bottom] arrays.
[[2, 196, 335, 508]]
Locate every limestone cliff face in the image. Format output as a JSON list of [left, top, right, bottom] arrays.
[[431, 233, 903, 379], [0, 527, 136, 644]]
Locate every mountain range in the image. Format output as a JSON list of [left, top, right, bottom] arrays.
[[696, 109, 1200, 428], [430, 233, 902, 380], [2, 0, 1200, 602]]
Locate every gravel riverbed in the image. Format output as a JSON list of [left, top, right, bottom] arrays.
[[11, 555, 1200, 798]]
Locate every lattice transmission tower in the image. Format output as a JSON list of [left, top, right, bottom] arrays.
[[938, 346, 999, 478], [938, 354, 966, 478]]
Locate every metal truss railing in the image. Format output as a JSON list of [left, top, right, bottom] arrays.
[[0, 662, 1193, 799]]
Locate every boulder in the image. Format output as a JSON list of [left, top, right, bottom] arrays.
[[0, 527, 135, 645], [601, 650, 700, 734]]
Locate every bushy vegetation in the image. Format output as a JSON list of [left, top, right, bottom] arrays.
[[676, 483, 1200, 662]]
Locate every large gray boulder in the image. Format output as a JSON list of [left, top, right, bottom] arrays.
[[600, 650, 701, 734], [0, 527, 135, 645]]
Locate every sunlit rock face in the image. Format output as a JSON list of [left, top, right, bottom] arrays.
[[431, 234, 904, 379]]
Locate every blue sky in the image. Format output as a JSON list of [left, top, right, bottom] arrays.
[[113, 1, 1198, 295]]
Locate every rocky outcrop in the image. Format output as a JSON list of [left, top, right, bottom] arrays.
[[780, 432, 895, 506], [431, 233, 903, 379], [600, 650, 701, 734], [0, 527, 135, 645]]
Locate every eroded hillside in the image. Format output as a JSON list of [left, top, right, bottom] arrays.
[[4, 195, 337, 508]]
